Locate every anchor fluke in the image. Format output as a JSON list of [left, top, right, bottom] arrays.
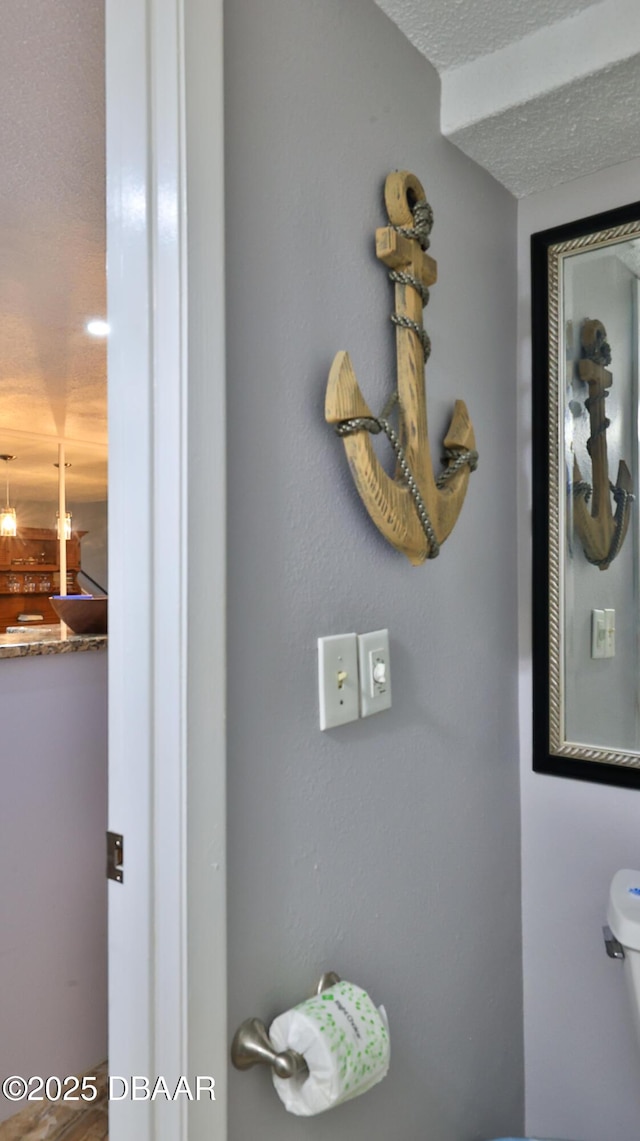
[[326, 351, 374, 423]]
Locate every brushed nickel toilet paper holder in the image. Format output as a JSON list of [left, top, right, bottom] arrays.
[[230, 971, 340, 1079]]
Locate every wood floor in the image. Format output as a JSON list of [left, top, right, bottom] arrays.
[[0, 1064, 107, 1141]]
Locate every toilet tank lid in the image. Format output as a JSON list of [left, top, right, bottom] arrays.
[[608, 869, 640, 950]]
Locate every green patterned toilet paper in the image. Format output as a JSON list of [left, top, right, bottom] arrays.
[[269, 979, 390, 1116]]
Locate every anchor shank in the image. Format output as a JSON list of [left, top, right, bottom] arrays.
[[376, 227, 437, 491], [394, 278, 431, 487], [578, 359, 613, 529]]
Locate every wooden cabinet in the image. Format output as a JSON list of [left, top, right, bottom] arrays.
[[0, 528, 85, 633]]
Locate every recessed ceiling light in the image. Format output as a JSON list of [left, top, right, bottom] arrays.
[[86, 319, 110, 337]]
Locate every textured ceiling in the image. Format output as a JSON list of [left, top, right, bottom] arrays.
[[447, 54, 640, 198], [374, 0, 602, 71], [375, 0, 640, 196], [0, 0, 106, 496]]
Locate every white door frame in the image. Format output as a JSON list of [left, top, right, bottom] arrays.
[[106, 2, 227, 1139]]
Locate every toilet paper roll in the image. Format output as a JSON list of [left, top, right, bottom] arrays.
[[268, 979, 390, 1116]]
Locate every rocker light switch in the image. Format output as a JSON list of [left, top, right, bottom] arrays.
[[604, 609, 615, 658], [357, 629, 391, 718]]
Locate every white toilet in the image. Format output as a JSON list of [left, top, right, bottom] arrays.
[[488, 868, 640, 1141]]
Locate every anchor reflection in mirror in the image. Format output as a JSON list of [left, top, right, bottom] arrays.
[[532, 203, 640, 786], [568, 317, 634, 571]]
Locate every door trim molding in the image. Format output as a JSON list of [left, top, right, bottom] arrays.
[[184, 2, 227, 1138], [107, 1, 226, 1137]]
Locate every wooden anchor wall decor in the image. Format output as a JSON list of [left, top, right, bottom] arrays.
[[572, 318, 634, 570], [325, 171, 477, 566]]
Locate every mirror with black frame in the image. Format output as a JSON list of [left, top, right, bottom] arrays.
[[532, 201, 640, 787]]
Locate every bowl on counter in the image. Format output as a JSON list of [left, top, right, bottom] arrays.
[[49, 594, 108, 635]]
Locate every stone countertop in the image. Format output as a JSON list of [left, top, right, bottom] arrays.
[[0, 626, 107, 659]]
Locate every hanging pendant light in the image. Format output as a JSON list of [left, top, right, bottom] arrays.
[[53, 460, 72, 541], [0, 455, 17, 537]]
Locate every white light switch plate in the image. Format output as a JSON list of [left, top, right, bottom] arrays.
[[357, 629, 391, 717], [592, 608, 615, 659], [318, 633, 359, 730]]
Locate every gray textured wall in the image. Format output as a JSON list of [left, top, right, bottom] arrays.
[[72, 499, 108, 593], [225, 2, 522, 1138], [0, 650, 107, 1124]]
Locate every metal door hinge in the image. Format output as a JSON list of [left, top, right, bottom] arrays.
[[107, 831, 124, 883]]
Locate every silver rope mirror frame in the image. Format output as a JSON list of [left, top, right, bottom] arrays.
[[532, 200, 640, 788]]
